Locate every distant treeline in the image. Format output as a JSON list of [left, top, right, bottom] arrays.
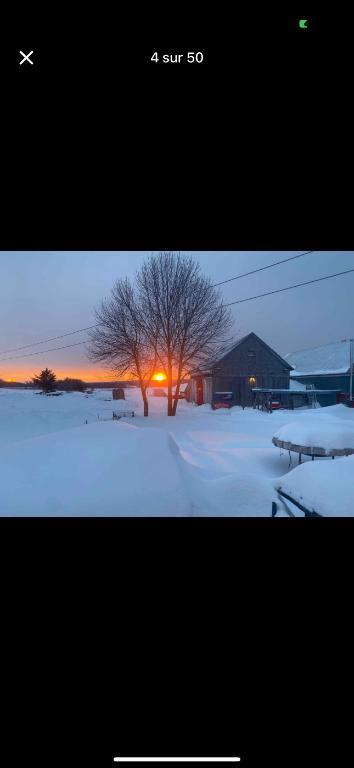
[[0, 380, 31, 388], [85, 380, 138, 389], [0, 378, 139, 389], [0, 378, 187, 390]]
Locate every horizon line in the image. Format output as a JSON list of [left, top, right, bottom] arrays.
[[113, 759, 241, 764]]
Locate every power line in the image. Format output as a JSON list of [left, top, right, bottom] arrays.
[[0, 252, 316, 356], [212, 251, 315, 287], [3, 266, 350, 361], [289, 337, 352, 355], [1, 257, 352, 363], [0, 324, 97, 354], [0, 339, 88, 362], [224, 267, 354, 307]]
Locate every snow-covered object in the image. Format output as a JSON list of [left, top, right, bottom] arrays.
[[286, 340, 351, 376], [289, 379, 307, 391], [273, 419, 354, 455], [0, 422, 191, 516], [275, 457, 354, 516]]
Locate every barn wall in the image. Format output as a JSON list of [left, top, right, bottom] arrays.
[[212, 335, 291, 406], [291, 373, 349, 406], [292, 374, 349, 391]]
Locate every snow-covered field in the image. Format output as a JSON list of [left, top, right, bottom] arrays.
[[0, 387, 353, 516]]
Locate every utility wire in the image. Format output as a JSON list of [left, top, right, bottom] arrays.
[[0, 251, 316, 355], [0, 339, 88, 362], [1, 262, 353, 363], [224, 267, 354, 306], [213, 251, 315, 287], [0, 324, 97, 354]]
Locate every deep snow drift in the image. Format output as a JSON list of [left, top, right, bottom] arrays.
[[0, 420, 191, 516], [0, 388, 353, 516]]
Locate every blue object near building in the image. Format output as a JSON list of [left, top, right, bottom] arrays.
[[212, 391, 233, 410], [286, 339, 353, 407]]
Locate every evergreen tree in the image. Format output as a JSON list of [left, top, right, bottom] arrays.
[[32, 368, 57, 393]]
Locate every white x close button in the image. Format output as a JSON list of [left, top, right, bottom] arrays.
[[19, 50, 34, 66]]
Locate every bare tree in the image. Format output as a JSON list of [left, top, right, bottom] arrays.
[[137, 252, 233, 415], [87, 278, 157, 416]]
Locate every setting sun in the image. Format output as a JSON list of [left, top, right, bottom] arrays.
[[152, 372, 167, 382]]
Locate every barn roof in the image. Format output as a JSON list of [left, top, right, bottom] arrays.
[[195, 332, 293, 374], [212, 332, 293, 370], [286, 340, 351, 376]]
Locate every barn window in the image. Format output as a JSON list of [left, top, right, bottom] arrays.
[[247, 350, 256, 357], [249, 376, 256, 386]]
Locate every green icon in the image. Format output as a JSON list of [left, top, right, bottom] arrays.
[[299, 19, 308, 29]]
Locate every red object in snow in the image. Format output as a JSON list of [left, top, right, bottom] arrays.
[[195, 375, 204, 406], [337, 392, 354, 406], [271, 401, 281, 410]]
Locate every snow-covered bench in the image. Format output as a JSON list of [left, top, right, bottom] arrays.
[[112, 410, 135, 419]]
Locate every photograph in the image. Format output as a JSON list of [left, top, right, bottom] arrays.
[[3, 8, 353, 768], [1, 249, 353, 517]]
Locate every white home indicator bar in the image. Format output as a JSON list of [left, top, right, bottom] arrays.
[[113, 760, 241, 764]]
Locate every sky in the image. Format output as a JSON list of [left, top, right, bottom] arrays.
[[0, 251, 353, 381]]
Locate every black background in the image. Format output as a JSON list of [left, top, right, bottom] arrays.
[[1, 7, 353, 767]]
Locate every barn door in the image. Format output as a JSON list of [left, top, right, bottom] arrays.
[[196, 376, 203, 405], [246, 376, 256, 406], [204, 377, 212, 404], [239, 378, 247, 407]]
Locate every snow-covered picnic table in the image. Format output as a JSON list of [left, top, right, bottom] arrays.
[[273, 455, 354, 516], [272, 420, 354, 463]]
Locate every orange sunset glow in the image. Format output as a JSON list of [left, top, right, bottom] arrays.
[[0, 367, 174, 385], [1, 368, 171, 383], [0, 367, 131, 382]]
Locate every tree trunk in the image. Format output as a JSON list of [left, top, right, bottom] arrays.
[[167, 388, 173, 415], [142, 389, 149, 416], [172, 360, 184, 415], [172, 381, 180, 415], [136, 362, 150, 417], [167, 361, 173, 416]]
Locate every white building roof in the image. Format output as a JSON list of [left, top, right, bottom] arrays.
[[286, 340, 351, 376]]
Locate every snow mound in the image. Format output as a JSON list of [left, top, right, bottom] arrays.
[[289, 379, 307, 391], [275, 456, 354, 516], [0, 421, 192, 516], [273, 420, 354, 453], [188, 470, 273, 517]]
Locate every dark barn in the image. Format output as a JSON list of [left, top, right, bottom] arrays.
[[188, 332, 292, 407]]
